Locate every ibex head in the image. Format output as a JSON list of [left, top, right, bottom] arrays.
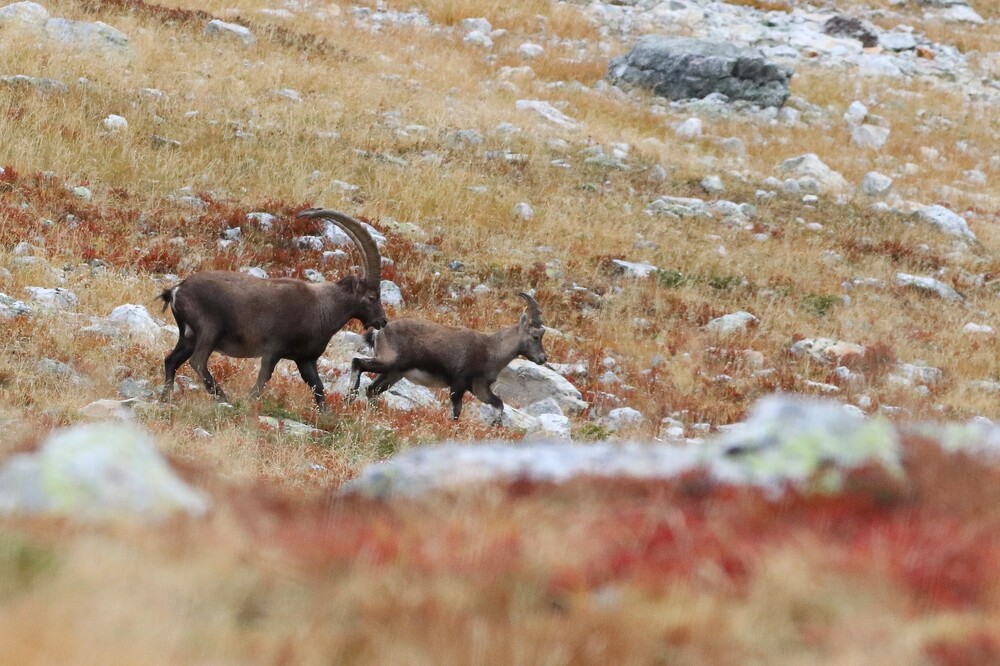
[[297, 208, 388, 330], [516, 292, 547, 365]]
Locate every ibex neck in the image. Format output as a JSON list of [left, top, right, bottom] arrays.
[[316, 283, 356, 335], [488, 325, 523, 372]]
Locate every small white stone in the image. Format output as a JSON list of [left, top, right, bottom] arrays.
[[463, 29, 492, 48], [914, 205, 975, 241], [611, 259, 659, 278], [844, 101, 868, 127], [512, 202, 534, 220], [675, 117, 702, 140], [517, 42, 544, 59], [381, 280, 404, 307], [963, 322, 993, 335], [861, 171, 893, 197], [705, 311, 758, 335], [701, 175, 724, 195], [204, 19, 255, 46], [852, 124, 890, 150], [101, 114, 127, 132]]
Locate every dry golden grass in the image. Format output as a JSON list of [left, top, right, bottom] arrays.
[[2, 0, 1000, 661]]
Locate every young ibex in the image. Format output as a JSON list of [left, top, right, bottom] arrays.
[[159, 208, 387, 408], [349, 293, 548, 423]]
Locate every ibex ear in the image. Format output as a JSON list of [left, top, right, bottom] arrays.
[[519, 312, 530, 329]]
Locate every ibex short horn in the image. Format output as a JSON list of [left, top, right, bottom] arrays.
[[159, 208, 388, 409]]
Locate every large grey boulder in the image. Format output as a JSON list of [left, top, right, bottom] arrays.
[[344, 395, 901, 498], [44, 17, 130, 53], [493, 358, 588, 415], [607, 36, 793, 108], [776, 154, 849, 194], [913, 205, 975, 241], [0, 1, 48, 28], [0, 422, 209, 520]]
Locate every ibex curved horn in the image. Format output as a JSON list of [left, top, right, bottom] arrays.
[[518, 292, 543, 326], [297, 208, 382, 286]]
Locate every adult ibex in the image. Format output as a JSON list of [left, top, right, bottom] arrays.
[[160, 208, 387, 408], [349, 293, 547, 423]]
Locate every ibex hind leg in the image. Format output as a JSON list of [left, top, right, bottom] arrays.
[[162, 336, 194, 402], [366, 372, 403, 402], [348, 357, 396, 402], [472, 381, 504, 426], [189, 334, 229, 403]]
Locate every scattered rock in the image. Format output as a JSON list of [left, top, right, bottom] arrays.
[[101, 114, 127, 132], [675, 117, 703, 140], [517, 42, 543, 59], [37, 358, 87, 385], [705, 311, 758, 334], [478, 404, 540, 431], [25, 286, 77, 310], [607, 36, 793, 108], [852, 124, 890, 150], [515, 100, 580, 129], [858, 54, 903, 77], [463, 30, 492, 49], [459, 17, 491, 34], [939, 4, 984, 23], [512, 202, 534, 220], [445, 129, 484, 148], [0, 1, 48, 28], [0, 292, 31, 318], [380, 280, 403, 307], [913, 205, 975, 241], [258, 416, 323, 437], [894, 273, 963, 301], [119, 378, 155, 400], [880, 32, 917, 51], [891, 362, 943, 386], [776, 154, 848, 194], [81, 398, 137, 420], [0, 74, 68, 92], [44, 17, 131, 54], [963, 323, 993, 335], [822, 15, 878, 48], [611, 259, 659, 278], [861, 171, 893, 197], [601, 407, 644, 432], [102, 304, 167, 342], [790, 338, 866, 364], [524, 397, 564, 417], [204, 19, 255, 46], [239, 266, 267, 279], [536, 413, 571, 439], [844, 100, 868, 127], [0, 421, 210, 520]]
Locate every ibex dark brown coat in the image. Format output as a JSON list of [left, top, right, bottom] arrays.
[[159, 209, 387, 408], [349, 293, 547, 423]]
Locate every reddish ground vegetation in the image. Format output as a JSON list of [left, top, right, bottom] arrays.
[[213, 434, 1000, 621]]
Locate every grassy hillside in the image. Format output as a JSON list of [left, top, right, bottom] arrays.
[[1, 0, 1000, 662]]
